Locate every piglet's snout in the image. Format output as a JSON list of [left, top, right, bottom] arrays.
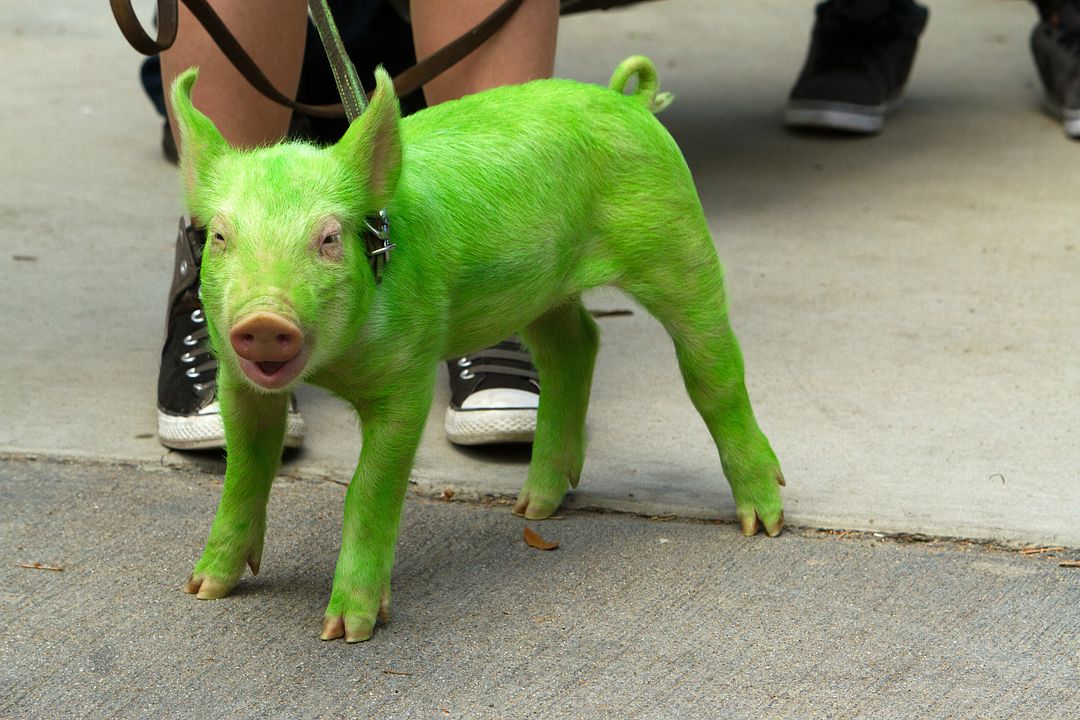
[[230, 312, 303, 362]]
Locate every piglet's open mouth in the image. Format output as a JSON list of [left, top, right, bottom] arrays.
[[237, 350, 308, 390], [229, 312, 309, 390]]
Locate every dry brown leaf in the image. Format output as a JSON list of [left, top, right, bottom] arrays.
[[524, 527, 559, 551]]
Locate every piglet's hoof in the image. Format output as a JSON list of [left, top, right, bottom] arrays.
[[513, 470, 571, 519], [320, 614, 376, 644], [739, 509, 785, 537], [512, 490, 564, 520], [320, 583, 390, 643], [184, 573, 236, 600]]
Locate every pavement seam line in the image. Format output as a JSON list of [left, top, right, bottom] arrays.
[[4, 450, 1078, 557]]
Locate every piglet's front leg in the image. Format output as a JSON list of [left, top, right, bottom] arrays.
[[186, 382, 288, 599], [320, 378, 434, 643]]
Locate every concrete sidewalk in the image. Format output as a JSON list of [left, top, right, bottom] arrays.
[[2, 0, 1077, 548], [3, 456, 1077, 719]]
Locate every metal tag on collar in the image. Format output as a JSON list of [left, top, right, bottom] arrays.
[[363, 209, 394, 283]]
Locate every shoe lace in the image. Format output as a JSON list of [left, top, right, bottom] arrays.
[[454, 338, 540, 388], [180, 308, 217, 395]]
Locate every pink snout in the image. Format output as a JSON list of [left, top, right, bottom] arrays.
[[229, 312, 308, 389]]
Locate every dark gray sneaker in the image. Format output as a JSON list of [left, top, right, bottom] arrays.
[[785, 0, 929, 134], [444, 337, 539, 445], [1031, 4, 1080, 138], [157, 219, 305, 450]]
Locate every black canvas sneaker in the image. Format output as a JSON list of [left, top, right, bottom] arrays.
[[445, 337, 539, 445], [157, 219, 305, 450], [1031, 3, 1080, 138], [786, 0, 929, 133]]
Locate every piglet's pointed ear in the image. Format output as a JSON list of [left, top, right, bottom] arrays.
[[170, 68, 229, 208], [333, 66, 402, 210]]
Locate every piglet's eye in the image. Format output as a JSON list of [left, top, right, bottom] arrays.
[[319, 232, 343, 260], [211, 232, 226, 246]]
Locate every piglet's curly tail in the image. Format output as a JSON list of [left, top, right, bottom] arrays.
[[608, 55, 674, 114]]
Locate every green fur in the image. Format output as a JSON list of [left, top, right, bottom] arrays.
[[173, 55, 784, 642]]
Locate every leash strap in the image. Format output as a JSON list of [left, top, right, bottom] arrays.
[[303, 0, 388, 280], [304, 1, 392, 280], [109, 0, 525, 118], [307, 0, 366, 122]]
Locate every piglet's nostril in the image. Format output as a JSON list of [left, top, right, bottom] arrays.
[[230, 312, 303, 363]]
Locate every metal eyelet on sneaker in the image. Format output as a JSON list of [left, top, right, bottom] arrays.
[[444, 337, 539, 445], [185, 367, 202, 379], [180, 352, 196, 364], [182, 334, 198, 347], [191, 309, 204, 323]]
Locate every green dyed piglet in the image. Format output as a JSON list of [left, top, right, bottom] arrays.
[[172, 56, 784, 643]]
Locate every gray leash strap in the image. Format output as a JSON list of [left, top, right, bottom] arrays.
[[307, 0, 366, 122], [307, 0, 393, 281]]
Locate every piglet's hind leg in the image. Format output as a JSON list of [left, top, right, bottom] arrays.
[[513, 300, 599, 520], [624, 248, 784, 536]]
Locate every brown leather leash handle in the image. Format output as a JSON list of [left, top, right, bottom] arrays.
[[110, 0, 178, 55], [109, 0, 526, 118]]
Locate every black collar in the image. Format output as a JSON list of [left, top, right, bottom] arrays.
[[362, 209, 394, 284]]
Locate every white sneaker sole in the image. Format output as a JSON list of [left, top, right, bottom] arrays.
[[444, 407, 536, 445], [158, 401, 305, 450], [1041, 96, 1080, 138], [785, 99, 894, 134]]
